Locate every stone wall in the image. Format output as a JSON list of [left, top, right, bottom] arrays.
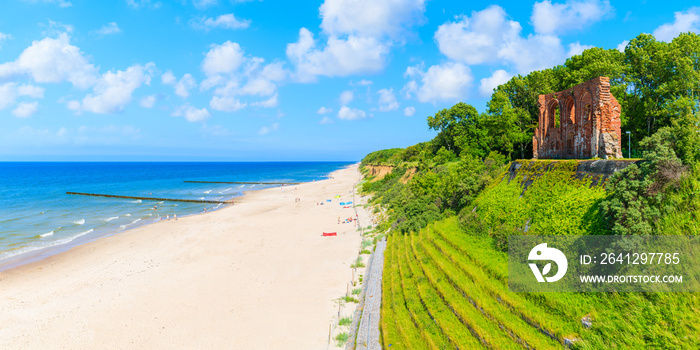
[[533, 76, 622, 159]]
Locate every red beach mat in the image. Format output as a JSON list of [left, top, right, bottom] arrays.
[[322, 232, 337, 237]]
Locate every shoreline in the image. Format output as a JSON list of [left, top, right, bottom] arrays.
[[0, 163, 365, 349], [0, 171, 333, 273]]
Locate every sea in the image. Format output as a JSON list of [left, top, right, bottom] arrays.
[[0, 162, 352, 270]]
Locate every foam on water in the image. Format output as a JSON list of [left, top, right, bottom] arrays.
[[0, 161, 351, 267], [0, 228, 95, 261]]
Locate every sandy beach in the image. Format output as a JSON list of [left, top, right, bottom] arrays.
[[0, 164, 367, 349]]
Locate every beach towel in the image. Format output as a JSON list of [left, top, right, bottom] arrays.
[[322, 232, 337, 237]]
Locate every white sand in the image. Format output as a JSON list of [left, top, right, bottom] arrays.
[[0, 164, 366, 349]]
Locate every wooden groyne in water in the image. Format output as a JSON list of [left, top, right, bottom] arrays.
[[66, 192, 230, 204], [183, 181, 302, 185]]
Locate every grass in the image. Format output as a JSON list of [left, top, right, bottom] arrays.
[[362, 239, 373, 249], [352, 288, 361, 295], [378, 160, 700, 349], [339, 317, 352, 326], [351, 256, 365, 268], [342, 295, 359, 303], [360, 249, 371, 254], [335, 332, 349, 346]]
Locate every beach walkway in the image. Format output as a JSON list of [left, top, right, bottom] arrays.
[[350, 237, 386, 350]]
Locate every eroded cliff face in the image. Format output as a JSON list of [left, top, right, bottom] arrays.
[[363, 165, 417, 184]]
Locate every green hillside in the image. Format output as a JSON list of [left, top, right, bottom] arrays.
[[364, 31, 700, 349], [381, 216, 700, 349]]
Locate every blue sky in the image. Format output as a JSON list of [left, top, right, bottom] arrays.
[[0, 0, 697, 161]]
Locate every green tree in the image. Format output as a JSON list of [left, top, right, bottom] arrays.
[[428, 102, 479, 154], [483, 90, 533, 159]]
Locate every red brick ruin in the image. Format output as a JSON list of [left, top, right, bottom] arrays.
[[533, 76, 622, 159]]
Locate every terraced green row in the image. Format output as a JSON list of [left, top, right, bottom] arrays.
[[381, 216, 700, 349], [380, 218, 576, 349]]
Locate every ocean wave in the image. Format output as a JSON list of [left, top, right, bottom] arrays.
[[73, 219, 85, 225], [124, 213, 131, 217], [103, 216, 119, 222], [40, 231, 54, 238], [131, 218, 141, 224], [130, 200, 142, 203], [0, 229, 94, 261], [204, 190, 212, 194], [157, 201, 164, 204]]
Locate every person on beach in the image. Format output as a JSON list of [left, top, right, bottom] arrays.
[[174, 214, 177, 220], [338, 217, 340, 224]]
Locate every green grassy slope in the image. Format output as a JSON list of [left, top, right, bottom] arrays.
[[381, 218, 700, 349], [380, 161, 700, 349]]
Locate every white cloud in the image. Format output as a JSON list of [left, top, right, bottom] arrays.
[[356, 79, 373, 86], [338, 105, 366, 120], [140, 95, 156, 108], [0, 33, 98, 89], [377, 88, 398, 111], [161, 71, 176, 85], [16, 84, 45, 98], [319, 116, 334, 124], [653, 7, 700, 42], [258, 122, 279, 135], [432, 5, 569, 75], [202, 41, 246, 76], [567, 42, 594, 57], [70, 63, 154, 114], [531, 0, 613, 35], [97, 22, 121, 35], [498, 34, 566, 74], [286, 28, 389, 82], [190, 14, 251, 30], [200, 124, 233, 137], [252, 94, 278, 108], [403, 106, 415, 116], [192, 0, 217, 10], [174, 73, 196, 98], [317, 106, 333, 114], [12, 101, 39, 118], [210, 96, 246, 112], [479, 69, 511, 97], [172, 104, 211, 122], [339, 90, 353, 105], [435, 5, 521, 65], [319, 0, 426, 39], [0, 83, 44, 110], [201, 43, 287, 112], [286, 0, 426, 81], [0, 32, 11, 48], [616, 40, 629, 52], [404, 62, 472, 103], [126, 0, 161, 9]]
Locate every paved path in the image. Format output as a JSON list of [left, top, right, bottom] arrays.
[[351, 237, 386, 350]]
